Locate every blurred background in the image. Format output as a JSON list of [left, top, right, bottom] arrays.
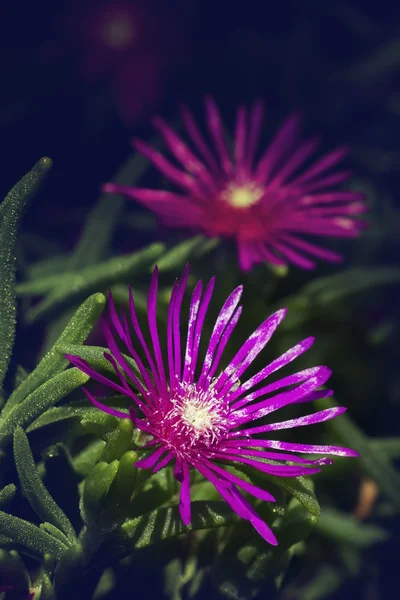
[[1, 0, 399, 598]]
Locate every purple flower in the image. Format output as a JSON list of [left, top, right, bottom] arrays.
[[67, 267, 358, 544], [104, 97, 367, 271]]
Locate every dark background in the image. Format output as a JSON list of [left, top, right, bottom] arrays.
[[0, 1, 399, 598]]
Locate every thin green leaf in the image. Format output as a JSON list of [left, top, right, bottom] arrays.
[[0, 510, 66, 559], [112, 501, 237, 559], [155, 236, 206, 271], [300, 267, 400, 305], [40, 522, 73, 547], [73, 440, 106, 478], [27, 397, 129, 433], [70, 150, 154, 270], [316, 508, 388, 547], [81, 461, 119, 525], [0, 484, 16, 509], [2, 293, 105, 419], [13, 427, 76, 541], [0, 368, 89, 444], [317, 398, 400, 511], [0, 158, 52, 388], [370, 437, 400, 459], [55, 343, 142, 383], [232, 460, 320, 517], [20, 243, 164, 323]]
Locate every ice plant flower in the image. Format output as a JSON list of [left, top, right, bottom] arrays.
[[104, 97, 367, 270], [66, 267, 358, 544]]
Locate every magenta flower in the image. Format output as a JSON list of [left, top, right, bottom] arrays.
[[66, 267, 357, 544], [104, 97, 367, 270]]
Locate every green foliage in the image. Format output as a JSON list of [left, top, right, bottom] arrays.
[[13, 428, 76, 542], [319, 397, 400, 512], [0, 368, 89, 445], [18, 242, 164, 323], [0, 158, 52, 390], [316, 508, 388, 547], [2, 293, 105, 419], [212, 497, 317, 600], [0, 511, 67, 559], [112, 501, 238, 559]]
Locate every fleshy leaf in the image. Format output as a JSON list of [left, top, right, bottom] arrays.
[[56, 343, 143, 383], [213, 497, 317, 600], [0, 158, 52, 389], [27, 397, 129, 434], [19, 243, 164, 323], [232, 460, 320, 517], [316, 507, 388, 547], [80, 460, 119, 526], [0, 484, 16, 509], [155, 236, 207, 271], [111, 501, 237, 559], [13, 427, 76, 542], [0, 368, 89, 444], [318, 397, 400, 512], [0, 510, 67, 559], [101, 420, 134, 463], [2, 293, 105, 419]]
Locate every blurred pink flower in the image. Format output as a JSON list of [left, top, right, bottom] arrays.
[[45, 0, 188, 124]]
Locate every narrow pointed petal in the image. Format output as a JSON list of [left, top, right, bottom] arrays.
[[198, 285, 243, 387], [133, 140, 202, 194], [239, 406, 347, 436], [181, 104, 220, 171], [174, 459, 191, 525], [82, 388, 130, 419], [204, 96, 232, 174], [229, 337, 315, 403], [216, 309, 287, 394]]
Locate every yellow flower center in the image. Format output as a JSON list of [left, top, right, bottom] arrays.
[[222, 183, 264, 209]]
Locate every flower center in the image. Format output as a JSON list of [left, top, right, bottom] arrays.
[[165, 382, 230, 448], [221, 183, 264, 209]]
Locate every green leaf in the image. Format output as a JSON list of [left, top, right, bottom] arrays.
[[111, 501, 237, 559], [232, 460, 320, 517], [212, 497, 317, 600], [72, 440, 106, 478], [2, 293, 105, 419], [300, 267, 400, 305], [101, 420, 134, 463], [0, 158, 52, 389], [81, 461, 119, 526], [70, 150, 154, 270], [0, 368, 89, 444], [0, 510, 67, 559], [0, 484, 16, 509], [27, 397, 129, 434], [317, 397, 400, 512], [55, 343, 143, 383], [155, 236, 207, 271], [39, 148, 157, 355], [370, 437, 400, 459], [279, 267, 400, 330], [19, 243, 164, 323], [36, 571, 56, 600], [316, 507, 388, 547], [102, 451, 138, 522], [13, 427, 76, 542], [40, 522, 72, 548]]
